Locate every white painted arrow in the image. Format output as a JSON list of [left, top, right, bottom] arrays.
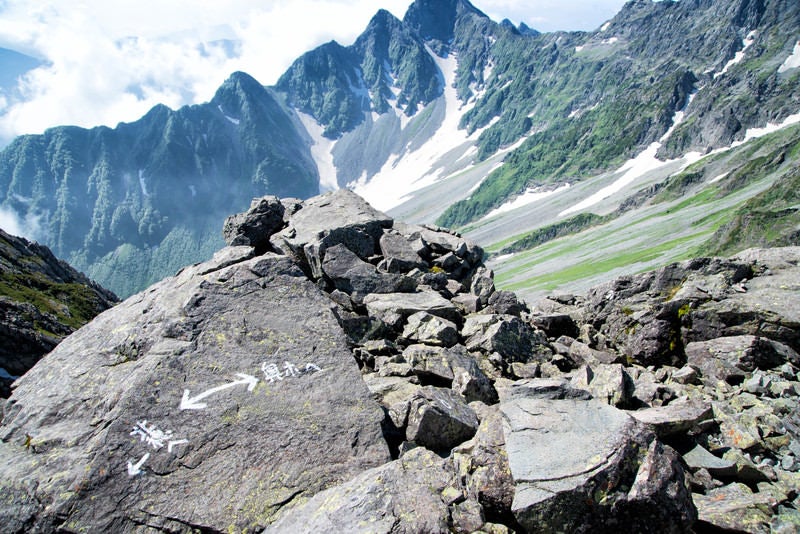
[[167, 439, 189, 453], [127, 452, 150, 477], [180, 373, 259, 410]]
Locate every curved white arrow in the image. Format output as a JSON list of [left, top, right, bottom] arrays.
[[180, 373, 258, 410], [127, 453, 150, 477]]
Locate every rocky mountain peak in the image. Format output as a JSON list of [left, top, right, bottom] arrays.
[[403, 0, 487, 51]]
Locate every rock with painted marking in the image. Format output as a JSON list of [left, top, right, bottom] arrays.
[[0, 252, 390, 532]]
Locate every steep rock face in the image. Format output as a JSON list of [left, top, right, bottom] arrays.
[[0, 228, 117, 397]]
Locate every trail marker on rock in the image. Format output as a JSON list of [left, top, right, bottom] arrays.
[[180, 373, 259, 410]]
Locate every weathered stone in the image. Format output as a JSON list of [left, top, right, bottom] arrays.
[[275, 189, 393, 278], [500, 378, 593, 402], [364, 291, 461, 326], [450, 351, 499, 405], [322, 244, 416, 301], [714, 403, 763, 451], [379, 228, 428, 273], [222, 195, 285, 251], [686, 335, 799, 385], [0, 254, 390, 532], [694, 483, 776, 533], [453, 407, 515, 521], [531, 313, 579, 339], [501, 398, 694, 533], [452, 293, 481, 314], [463, 314, 551, 363], [363, 373, 422, 409], [630, 368, 678, 406], [485, 290, 527, 317], [688, 468, 725, 492], [470, 266, 495, 306], [683, 444, 738, 477], [671, 364, 701, 385], [567, 339, 621, 367], [570, 364, 633, 407], [722, 449, 776, 483], [402, 311, 459, 347], [403, 344, 457, 384], [406, 386, 479, 452], [628, 399, 713, 437], [265, 447, 472, 533], [510, 362, 540, 379]]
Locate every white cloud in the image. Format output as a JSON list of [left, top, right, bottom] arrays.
[[0, 0, 625, 143], [0, 205, 43, 241]]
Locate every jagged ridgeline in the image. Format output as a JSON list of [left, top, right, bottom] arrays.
[[0, 74, 319, 297], [0, 0, 799, 299]]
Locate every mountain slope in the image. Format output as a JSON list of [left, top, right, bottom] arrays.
[[0, 0, 798, 300], [0, 72, 318, 297], [437, 0, 800, 227], [0, 228, 117, 396]]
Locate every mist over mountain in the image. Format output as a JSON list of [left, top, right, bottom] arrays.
[[0, 0, 798, 298]]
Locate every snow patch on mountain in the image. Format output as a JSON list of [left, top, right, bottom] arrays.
[[353, 48, 485, 211], [217, 105, 240, 125], [559, 94, 698, 217], [138, 169, 150, 198], [715, 30, 757, 78], [778, 41, 800, 73], [734, 110, 800, 146], [482, 183, 572, 221], [298, 112, 338, 193]]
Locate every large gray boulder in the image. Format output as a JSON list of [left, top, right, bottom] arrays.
[[322, 243, 416, 302], [364, 291, 461, 327], [273, 189, 393, 278], [265, 447, 480, 533], [501, 397, 695, 532], [404, 386, 480, 452], [0, 252, 390, 532], [686, 335, 799, 384], [463, 314, 551, 363], [222, 195, 286, 251]]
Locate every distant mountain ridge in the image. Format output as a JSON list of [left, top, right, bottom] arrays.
[[0, 0, 798, 298]]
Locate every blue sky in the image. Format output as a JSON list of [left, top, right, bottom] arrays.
[[0, 0, 627, 142]]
